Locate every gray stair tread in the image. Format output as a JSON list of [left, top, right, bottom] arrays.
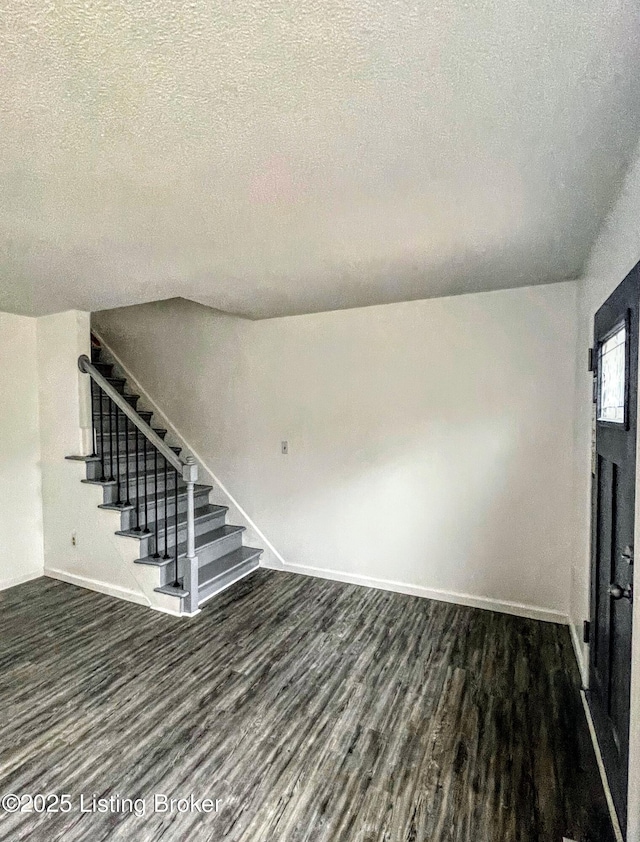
[[86, 476, 211, 494], [135, 524, 245, 567], [99, 428, 168, 438], [153, 583, 189, 599], [96, 404, 149, 410], [119, 468, 187, 482], [66, 455, 101, 462], [115, 504, 227, 540], [198, 546, 262, 587], [97, 484, 212, 507], [98, 502, 135, 513], [96, 446, 181, 457]]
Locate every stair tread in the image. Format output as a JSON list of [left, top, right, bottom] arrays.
[[66, 455, 101, 463], [154, 583, 189, 599], [91, 471, 188, 488], [94, 407, 152, 414], [100, 428, 168, 437], [98, 502, 135, 513], [136, 524, 245, 566], [97, 480, 213, 512], [115, 504, 227, 540], [96, 444, 180, 456]]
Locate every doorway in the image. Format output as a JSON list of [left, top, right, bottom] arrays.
[[588, 264, 638, 835]]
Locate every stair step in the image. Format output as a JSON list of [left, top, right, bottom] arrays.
[[92, 376, 126, 394], [99, 484, 212, 530], [91, 361, 113, 377], [108, 474, 187, 502], [151, 547, 261, 604], [115, 504, 227, 543], [154, 582, 189, 599], [89, 477, 212, 507], [93, 391, 140, 409], [136, 524, 245, 569], [198, 546, 262, 603], [199, 545, 262, 585], [98, 427, 169, 439], [87, 449, 182, 480], [93, 410, 153, 428], [95, 433, 176, 456], [95, 429, 172, 453]]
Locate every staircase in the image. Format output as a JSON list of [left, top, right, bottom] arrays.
[[66, 337, 262, 615]]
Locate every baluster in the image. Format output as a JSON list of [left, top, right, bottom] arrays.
[[90, 384, 97, 457], [152, 448, 159, 558], [163, 458, 170, 559], [114, 405, 122, 505], [133, 427, 140, 532], [142, 437, 149, 533], [107, 397, 115, 481], [173, 467, 179, 586], [98, 388, 105, 481], [124, 414, 131, 506]]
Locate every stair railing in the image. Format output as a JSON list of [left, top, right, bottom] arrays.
[[78, 354, 199, 614]]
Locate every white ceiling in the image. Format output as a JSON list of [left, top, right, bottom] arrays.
[[2, 1, 640, 319]]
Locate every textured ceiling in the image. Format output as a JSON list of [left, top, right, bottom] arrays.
[[1, 1, 640, 319]]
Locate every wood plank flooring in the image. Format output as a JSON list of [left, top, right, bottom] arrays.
[[0, 571, 614, 842]]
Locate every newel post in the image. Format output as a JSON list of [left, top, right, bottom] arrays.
[[182, 456, 199, 615]]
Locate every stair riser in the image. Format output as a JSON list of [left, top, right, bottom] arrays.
[[102, 476, 186, 505], [94, 435, 173, 456], [196, 530, 244, 566], [92, 395, 140, 411], [158, 532, 247, 586], [87, 453, 170, 480], [93, 414, 151, 433], [127, 512, 227, 558], [91, 362, 114, 377], [91, 379, 126, 396], [118, 489, 211, 530], [196, 559, 260, 604]]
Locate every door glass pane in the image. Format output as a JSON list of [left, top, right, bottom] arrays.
[[598, 324, 626, 423]]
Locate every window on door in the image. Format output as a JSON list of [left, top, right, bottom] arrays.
[[598, 322, 627, 424]]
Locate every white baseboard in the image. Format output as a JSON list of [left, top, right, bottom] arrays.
[[569, 620, 589, 688], [44, 567, 150, 607], [0, 571, 43, 592], [580, 690, 624, 842], [262, 559, 569, 625]]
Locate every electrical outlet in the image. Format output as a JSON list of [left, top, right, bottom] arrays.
[[281, 441, 289, 455], [71, 532, 77, 547]]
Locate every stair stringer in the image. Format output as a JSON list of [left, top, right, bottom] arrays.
[[47, 460, 187, 615], [91, 329, 287, 572]]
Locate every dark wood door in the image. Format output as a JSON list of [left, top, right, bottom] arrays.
[[589, 264, 638, 835]]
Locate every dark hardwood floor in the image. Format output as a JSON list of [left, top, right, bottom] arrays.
[[0, 571, 614, 842]]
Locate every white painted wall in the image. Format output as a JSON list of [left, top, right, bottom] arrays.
[[570, 142, 640, 841], [94, 281, 578, 622], [0, 312, 43, 589]]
